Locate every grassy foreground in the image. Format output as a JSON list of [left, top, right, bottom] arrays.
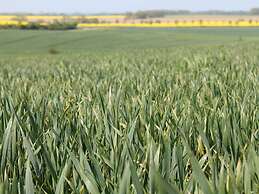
[[0, 29, 258, 194]]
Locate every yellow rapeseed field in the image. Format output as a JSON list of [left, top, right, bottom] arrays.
[[1, 15, 259, 28], [78, 21, 259, 28], [0, 20, 28, 25], [0, 15, 17, 20], [0, 15, 125, 21]]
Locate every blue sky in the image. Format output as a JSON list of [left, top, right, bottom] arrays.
[[1, 0, 258, 13]]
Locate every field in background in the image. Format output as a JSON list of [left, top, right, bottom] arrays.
[[165, 15, 259, 21], [2, 14, 259, 28], [0, 27, 258, 193], [0, 15, 125, 22], [1, 28, 259, 55]]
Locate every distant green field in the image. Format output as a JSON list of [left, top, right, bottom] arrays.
[[1, 28, 259, 55]]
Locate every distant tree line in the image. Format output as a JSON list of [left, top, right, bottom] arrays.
[[250, 8, 259, 15], [126, 10, 191, 19], [0, 21, 78, 30], [126, 8, 259, 19]]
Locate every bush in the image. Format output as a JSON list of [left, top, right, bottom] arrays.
[[19, 22, 42, 30], [79, 18, 99, 24], [47, 22, 78, 30], [48, 48, 59, 55], [0, 24, 17, 29]]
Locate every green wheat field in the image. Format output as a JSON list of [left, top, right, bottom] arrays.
[[0, 28, 258, 194]]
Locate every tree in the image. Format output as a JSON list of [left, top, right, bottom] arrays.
[[250, 8, 259, 15]]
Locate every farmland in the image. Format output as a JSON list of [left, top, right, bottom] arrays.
[[0, 28, 258, 194], [2, 14, 259, 28], [1, 28, 259, 55]]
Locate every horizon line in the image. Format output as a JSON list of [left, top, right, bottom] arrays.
[[0, 8, 257, 15]]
